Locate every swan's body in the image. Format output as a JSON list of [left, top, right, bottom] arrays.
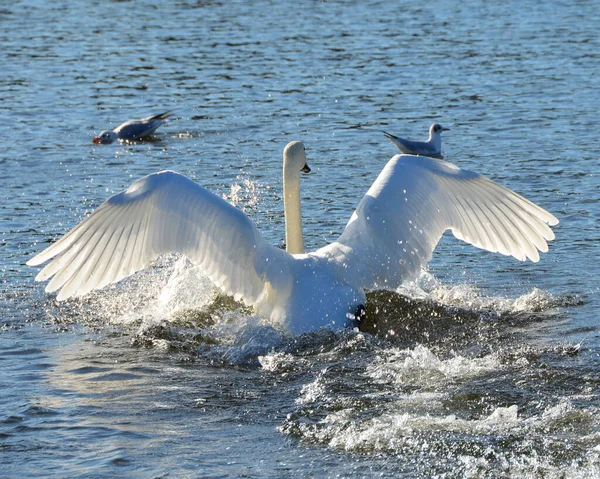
[[383, 123, 449, 158], [93, 111, 171, 144], [27, 141, 558, 334]]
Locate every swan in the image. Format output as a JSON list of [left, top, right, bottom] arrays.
[[27, 141, 558, 334], [92, 111, 171, 144], [383, 123, 449, 158]]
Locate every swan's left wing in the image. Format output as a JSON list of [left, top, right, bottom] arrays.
[[317, 154, 558, 291], [27, 170, 290, 303]]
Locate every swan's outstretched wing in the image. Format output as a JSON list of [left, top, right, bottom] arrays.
[[27, 171, 290, 302], [318, 155, 558, 290]]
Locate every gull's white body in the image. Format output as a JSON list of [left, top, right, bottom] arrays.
[[93, 111, 171, 144], [28, 142, 558, 334], [383, 123, 449, 158]]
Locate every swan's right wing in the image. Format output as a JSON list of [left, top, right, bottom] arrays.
[[27, 171, 290, 302], [318, 155, 558, 291]]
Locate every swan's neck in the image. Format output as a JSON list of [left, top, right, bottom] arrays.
[[283, 162, 305, 254]]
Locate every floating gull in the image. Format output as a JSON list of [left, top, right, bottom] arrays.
[[383, 123, 449, 158]]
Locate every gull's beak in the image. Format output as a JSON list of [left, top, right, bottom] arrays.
[[92, 137, 101, 144], [442, 127, 450, 132], [301, 163, 311, 173]]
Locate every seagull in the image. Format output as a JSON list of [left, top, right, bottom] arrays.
[[27, 142, 557, 335], [383, 123, 449, 158], [92, 111, 171, 144]]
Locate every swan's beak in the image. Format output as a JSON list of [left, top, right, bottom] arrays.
[[92, 137, 101, 144], [301, 163, 311, 173]]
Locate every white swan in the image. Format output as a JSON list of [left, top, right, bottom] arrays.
[[383, 123, 449, 158], [27, 141, 558, 334]]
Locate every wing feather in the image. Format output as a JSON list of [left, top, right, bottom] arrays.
[[460, 179, 524, 258], [28, 170, 289, 303], [43, 203, 129, 290]]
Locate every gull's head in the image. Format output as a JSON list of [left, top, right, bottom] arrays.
[[92, 130, 118, 144], [430, 123, 450, 136], [283, 141, 311, 173]]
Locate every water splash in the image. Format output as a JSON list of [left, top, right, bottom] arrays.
[[367, 344, 502, 387], [402, 271, 566, 314], [281, 348, 600, 476], [224, 176, 264, 213], [207, 319, 285, 366]]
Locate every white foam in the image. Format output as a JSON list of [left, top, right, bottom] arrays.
[[367, 344, 502, 387], [259, 351, 307, 373], [399, 271, 558, 315], [283, 372, 600, 476], [72, 256, 216, 329], [206, 318, 285, 365], [295, 400, 586, 452], [296, 373, 328, 405], [155, 257, 216, 313]]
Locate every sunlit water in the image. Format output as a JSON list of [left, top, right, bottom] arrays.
[[1, 0, 599, 477]]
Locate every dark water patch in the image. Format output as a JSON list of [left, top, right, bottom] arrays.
[[67, 365, 115, 375], [360, 289, 569, 355], [88, 372, 144, 382], [0, 346, 45, 357], [20, 405, 61, 418], [2, 416, 24, 425], [108, 455, 132, 467]]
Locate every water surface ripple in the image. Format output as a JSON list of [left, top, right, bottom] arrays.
[[1, 0, 599, 477]]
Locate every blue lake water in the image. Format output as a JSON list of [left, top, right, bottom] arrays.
[[1, 0, 599, 477]]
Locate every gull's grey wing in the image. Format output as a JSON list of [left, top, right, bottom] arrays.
[[144, 111, 171, 122], [382, 131, 442, 158], [115, 111, 171, 140]]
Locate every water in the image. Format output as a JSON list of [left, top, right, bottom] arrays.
[[1, 0, 599, 477]]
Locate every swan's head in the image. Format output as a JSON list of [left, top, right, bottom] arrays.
[[430, 124, 450, 136], [283, 141, 311, 174], [92, 130, 118, 144]]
